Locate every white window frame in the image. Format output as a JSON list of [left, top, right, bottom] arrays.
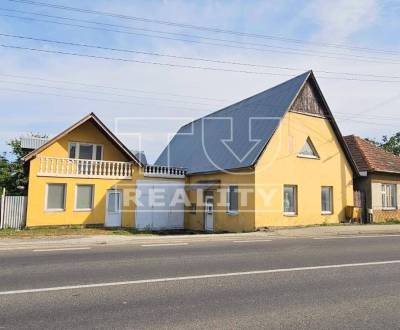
[[321, 186, 333, 215], [68, 142, 104, 160], [283, 185, 297, 216], [382, 183, 397, 210], [45, 183, 67, 212], [226, 185, 239, 215], [74, 184, 95, 211], [298, 137, 320, 159]]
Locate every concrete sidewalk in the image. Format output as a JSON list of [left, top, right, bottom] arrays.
[[1, 224, 400, 248]]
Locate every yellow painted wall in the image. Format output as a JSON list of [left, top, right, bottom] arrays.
[[26, 120, 142, 227], [185, 170, 255, 232], [254, 111, 353, 227]]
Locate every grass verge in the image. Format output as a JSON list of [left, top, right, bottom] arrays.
[[0, 226, 154, 238]]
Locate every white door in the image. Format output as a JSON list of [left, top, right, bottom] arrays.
[[105, 190, 122, 227], [204, 195, 214, 231], [135, 180, 184, 230]]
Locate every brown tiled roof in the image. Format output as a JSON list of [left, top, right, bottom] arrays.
[[344, 135, 400, 174]]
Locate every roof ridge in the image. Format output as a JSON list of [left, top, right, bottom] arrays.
[[179, 71, 311, 130]]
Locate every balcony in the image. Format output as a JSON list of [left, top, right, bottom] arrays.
[[144, 165, 186, 178], [37, 157, 133, 179]]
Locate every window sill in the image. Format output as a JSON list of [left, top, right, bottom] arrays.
[[45, 209, 65, 213], [321, 211, 333, 215], [382, 207, 397, 211], [227, 211, 239, 216], [283, 212, 297, 217], [74, 209, 93, 212], [297, 155, 319, 160]]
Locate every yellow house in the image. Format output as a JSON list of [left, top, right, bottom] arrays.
[[155, 71, 356, 232], [23, 113, 186, 229], [23, 71, 356, 232]]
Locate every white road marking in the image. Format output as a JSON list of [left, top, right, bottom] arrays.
[[233, 239, 272, 243], [33, 247, 91, 252], [1, 259, 399, 296], [141, 243, 189, 247], [0, 247, 35, 251], [313, 234, 400, 240]]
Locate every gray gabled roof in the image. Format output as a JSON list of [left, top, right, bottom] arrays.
[[155, 71, 312, 174]]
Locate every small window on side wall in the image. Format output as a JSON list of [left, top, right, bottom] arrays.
[[46, 184, 66, 211], [321, 186, 333, 214], [227, 185, 239, 214], [382, 184, 397, 209], [283, 185, 297, 216]]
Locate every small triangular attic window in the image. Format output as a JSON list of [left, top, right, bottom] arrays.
[[298, 137, 319, 158]]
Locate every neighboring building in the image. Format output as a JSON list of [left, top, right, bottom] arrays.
[[156, 71, 356, 231], [20, 136, 49, 151], [344, 135, 400, 223], [23, 113, 186, 229]]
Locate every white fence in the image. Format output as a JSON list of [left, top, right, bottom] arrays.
[[0, 196, 27, 229]]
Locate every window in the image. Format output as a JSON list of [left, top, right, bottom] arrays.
[[321, 186, 333, 214], [69, 143, 76, 158], [75, 185, 94, 210], [283, 185, 297, 215], [46, 184, 66, 211], [298, 137, 319, 159], [68, 143, 103, 160], [382, 184, 397, 209], [227, 185, 239, 214], [79, 144, 94, 160]]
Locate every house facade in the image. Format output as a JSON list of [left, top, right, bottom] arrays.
[[344, 135, 400, 223], [23, 114, 186, 229], [23, 71, 356, 232], [156, 71, 356, 231]]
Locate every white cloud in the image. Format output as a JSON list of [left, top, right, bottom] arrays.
[[304, 0, 379, 42]]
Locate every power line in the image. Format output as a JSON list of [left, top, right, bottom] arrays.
[[2, 32, 400, 80], [7, 0, 400, 56], [1, 85, 397, 127], [1, 8, 399, 64], [4, 72, 400, 116], [2, 12, 400, 65], [0, 79, 218, 107], [0, 73, 229, 102], [0, 44, 296, 76], [0, 86, 208, 112], [3, 43, 400, 83]]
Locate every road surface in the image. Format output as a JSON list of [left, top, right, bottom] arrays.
[[1, 234, 400, 329]]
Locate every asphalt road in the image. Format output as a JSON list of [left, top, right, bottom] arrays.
[[1, 235, 400, 329]]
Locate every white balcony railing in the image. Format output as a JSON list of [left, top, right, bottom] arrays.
[[37, 157, 133, 179], [144, 165, 186, 178]]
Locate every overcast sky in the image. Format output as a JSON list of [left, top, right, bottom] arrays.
[[1, 0, 399, 162]]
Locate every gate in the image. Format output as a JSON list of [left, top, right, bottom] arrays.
[[0, 195, 27, 229]]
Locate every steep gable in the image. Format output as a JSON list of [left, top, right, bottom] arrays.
[[290, 81, 328, 117], [155, 71, 311, 174], [23, 113, 142, 165], [156, 71, 357, 175]]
